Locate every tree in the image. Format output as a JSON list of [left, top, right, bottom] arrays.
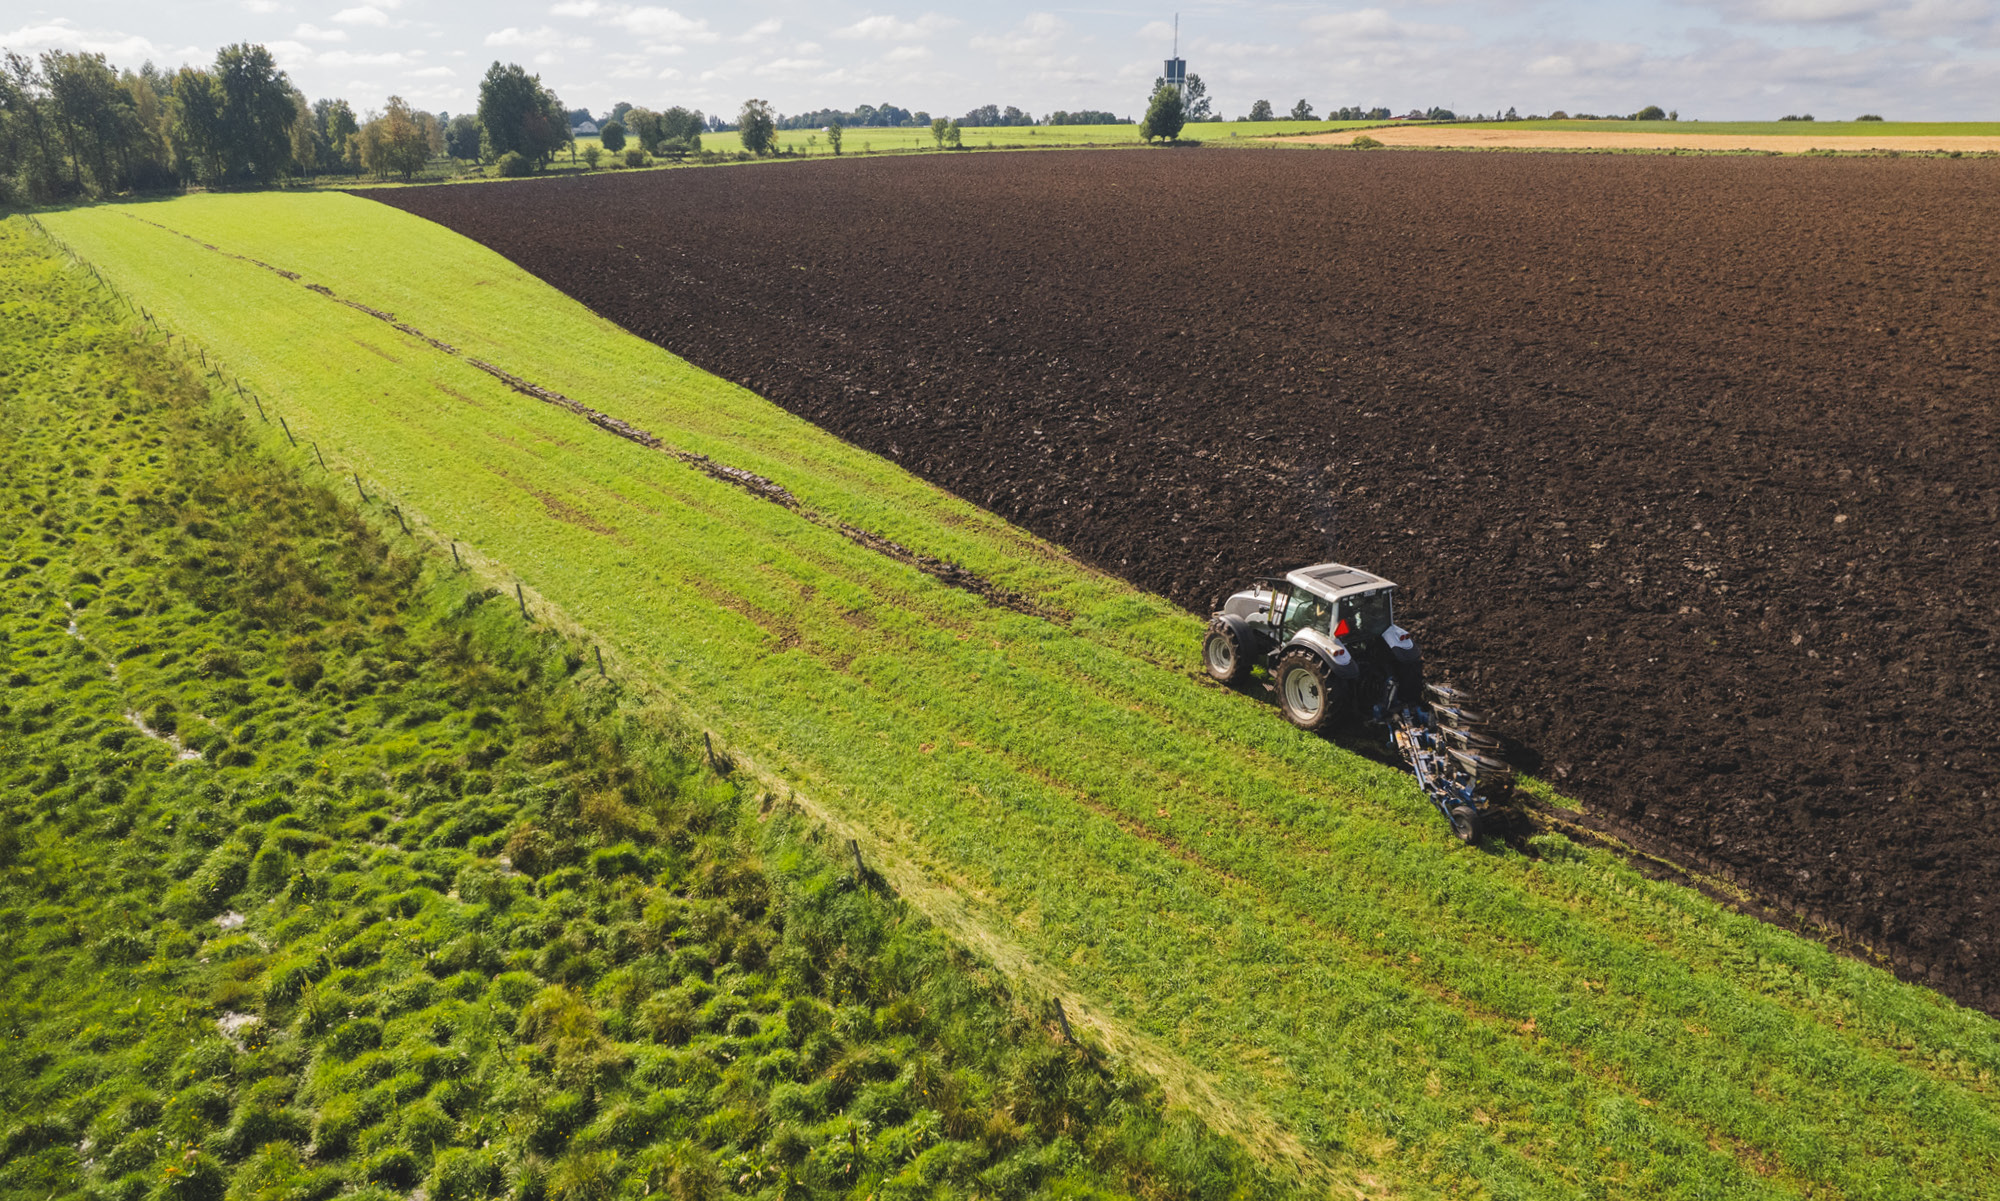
[[1635, 104, 1666, 121], [1289, 98, 1316, 121], [355, 96, 433, 180], [1247, 99, 1275, 122], [477, 61, 568, 168], [945, 119, 962, 148], [610, 100, 634, 126], [42, 52, 134, 195], [598, 119, 626, 152], [444, 112, 480, 160], [738, 98, 775, 154], [826, 120, 842, 156], [581, 144, 602, 168], [657, 106, 703, 150], [1141, 83, 1185, 143], [311, 98, 359, 173], [212, 44, 297, 182], [929, 117, 949, 148], [1183, 73, 1214, 121], [169, 66, 227, 186]]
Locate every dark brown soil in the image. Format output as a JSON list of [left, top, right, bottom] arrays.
[[358, 149, 2000, 1012]]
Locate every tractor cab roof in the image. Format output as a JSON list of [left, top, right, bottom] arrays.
[[1283, 562, 1397, 602]]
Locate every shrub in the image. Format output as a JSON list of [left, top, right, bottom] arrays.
[[580, 145, 602, 169], [496, 151, 531, 177], [1350, 134, 1384, 149], [1635, 104, 1667, 121], [622, 148, 647, 169]]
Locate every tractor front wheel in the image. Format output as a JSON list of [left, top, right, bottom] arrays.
[[1203, 621, 1255, 685], [1447, 805, 1481, 844], [1275, 651, 1343, 732]]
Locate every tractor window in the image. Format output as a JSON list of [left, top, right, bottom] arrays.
[[1340, 590, 1394, 637], [1281, 591, 1333, 640]]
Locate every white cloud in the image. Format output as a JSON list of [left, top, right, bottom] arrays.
[[971, 13, 1070, 58], [241, 0, 282, 12], [317, 48, 424, 67], [410, 65, 455, 77], [740, 18, 782, 40], [293, 23, 348, 43], [333, 7, 392, 28], [836, 13, 957, 41], [884, 44, 931, 62], [485, 26, 592, 51], [1300, 8, 1466, 47], [550, 0, 602, 16], [0, 18, 202, 64]]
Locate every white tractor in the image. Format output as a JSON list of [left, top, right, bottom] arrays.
[[1204, 563, 1510, 842]]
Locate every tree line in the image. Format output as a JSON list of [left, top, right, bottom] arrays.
[[0, 41, 720, 203]]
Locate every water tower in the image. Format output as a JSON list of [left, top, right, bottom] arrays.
[[1163, 12, 1186, 96]]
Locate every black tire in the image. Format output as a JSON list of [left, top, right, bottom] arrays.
[[1203, 621, 1255, 685], [1275, 650, 1343, 732], [1447, 805, 1480, 844]]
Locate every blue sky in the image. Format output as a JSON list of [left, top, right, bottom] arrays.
[[6, 2, 1997, 122]]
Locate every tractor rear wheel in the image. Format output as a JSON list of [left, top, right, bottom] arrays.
[[1275, 650, 1343, 732], [1203, 621, 1254, 685], [1447, 805, 1481, 844]]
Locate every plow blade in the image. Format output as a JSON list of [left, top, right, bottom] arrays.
[[1437, 725, 1504, 755], [1430, 702, 1494, 731]]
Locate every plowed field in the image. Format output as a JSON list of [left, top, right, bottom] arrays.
[[360, 150, 2000, 1012]]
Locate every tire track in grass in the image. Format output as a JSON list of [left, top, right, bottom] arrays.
[[123, 210, 1061, 624]]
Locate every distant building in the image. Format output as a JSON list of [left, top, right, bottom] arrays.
[[572, 120, 599, 137]]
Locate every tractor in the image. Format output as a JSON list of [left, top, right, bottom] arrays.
[[1203, 563, 1511, 841]]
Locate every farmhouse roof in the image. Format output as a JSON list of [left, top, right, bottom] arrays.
[[573, 120, 599, 135]]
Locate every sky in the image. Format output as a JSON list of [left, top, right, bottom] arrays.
[[4, 2, 1997, 123]]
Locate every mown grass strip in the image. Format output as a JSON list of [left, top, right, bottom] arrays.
[[34, 196, 2000, 1199]]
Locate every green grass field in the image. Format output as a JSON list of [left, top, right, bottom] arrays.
[[0, 222, 1271, 1201], [1450, 119, 2000, 137], [30, 193, 2000, 1198]]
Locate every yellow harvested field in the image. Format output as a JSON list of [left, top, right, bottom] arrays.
[[1281, 127, 2000, 153]]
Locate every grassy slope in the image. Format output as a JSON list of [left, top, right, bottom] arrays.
[[1449, 119, 2000, 137], [0, 221, 1272, 1201], [35, 193, 2000, 1199]]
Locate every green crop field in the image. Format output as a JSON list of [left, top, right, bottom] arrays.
[[1450, 119, 2000, 137], [27, 193, 2000, 1198]]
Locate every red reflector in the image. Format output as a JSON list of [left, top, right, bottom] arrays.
[[1335, 619, 1351, 637]]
